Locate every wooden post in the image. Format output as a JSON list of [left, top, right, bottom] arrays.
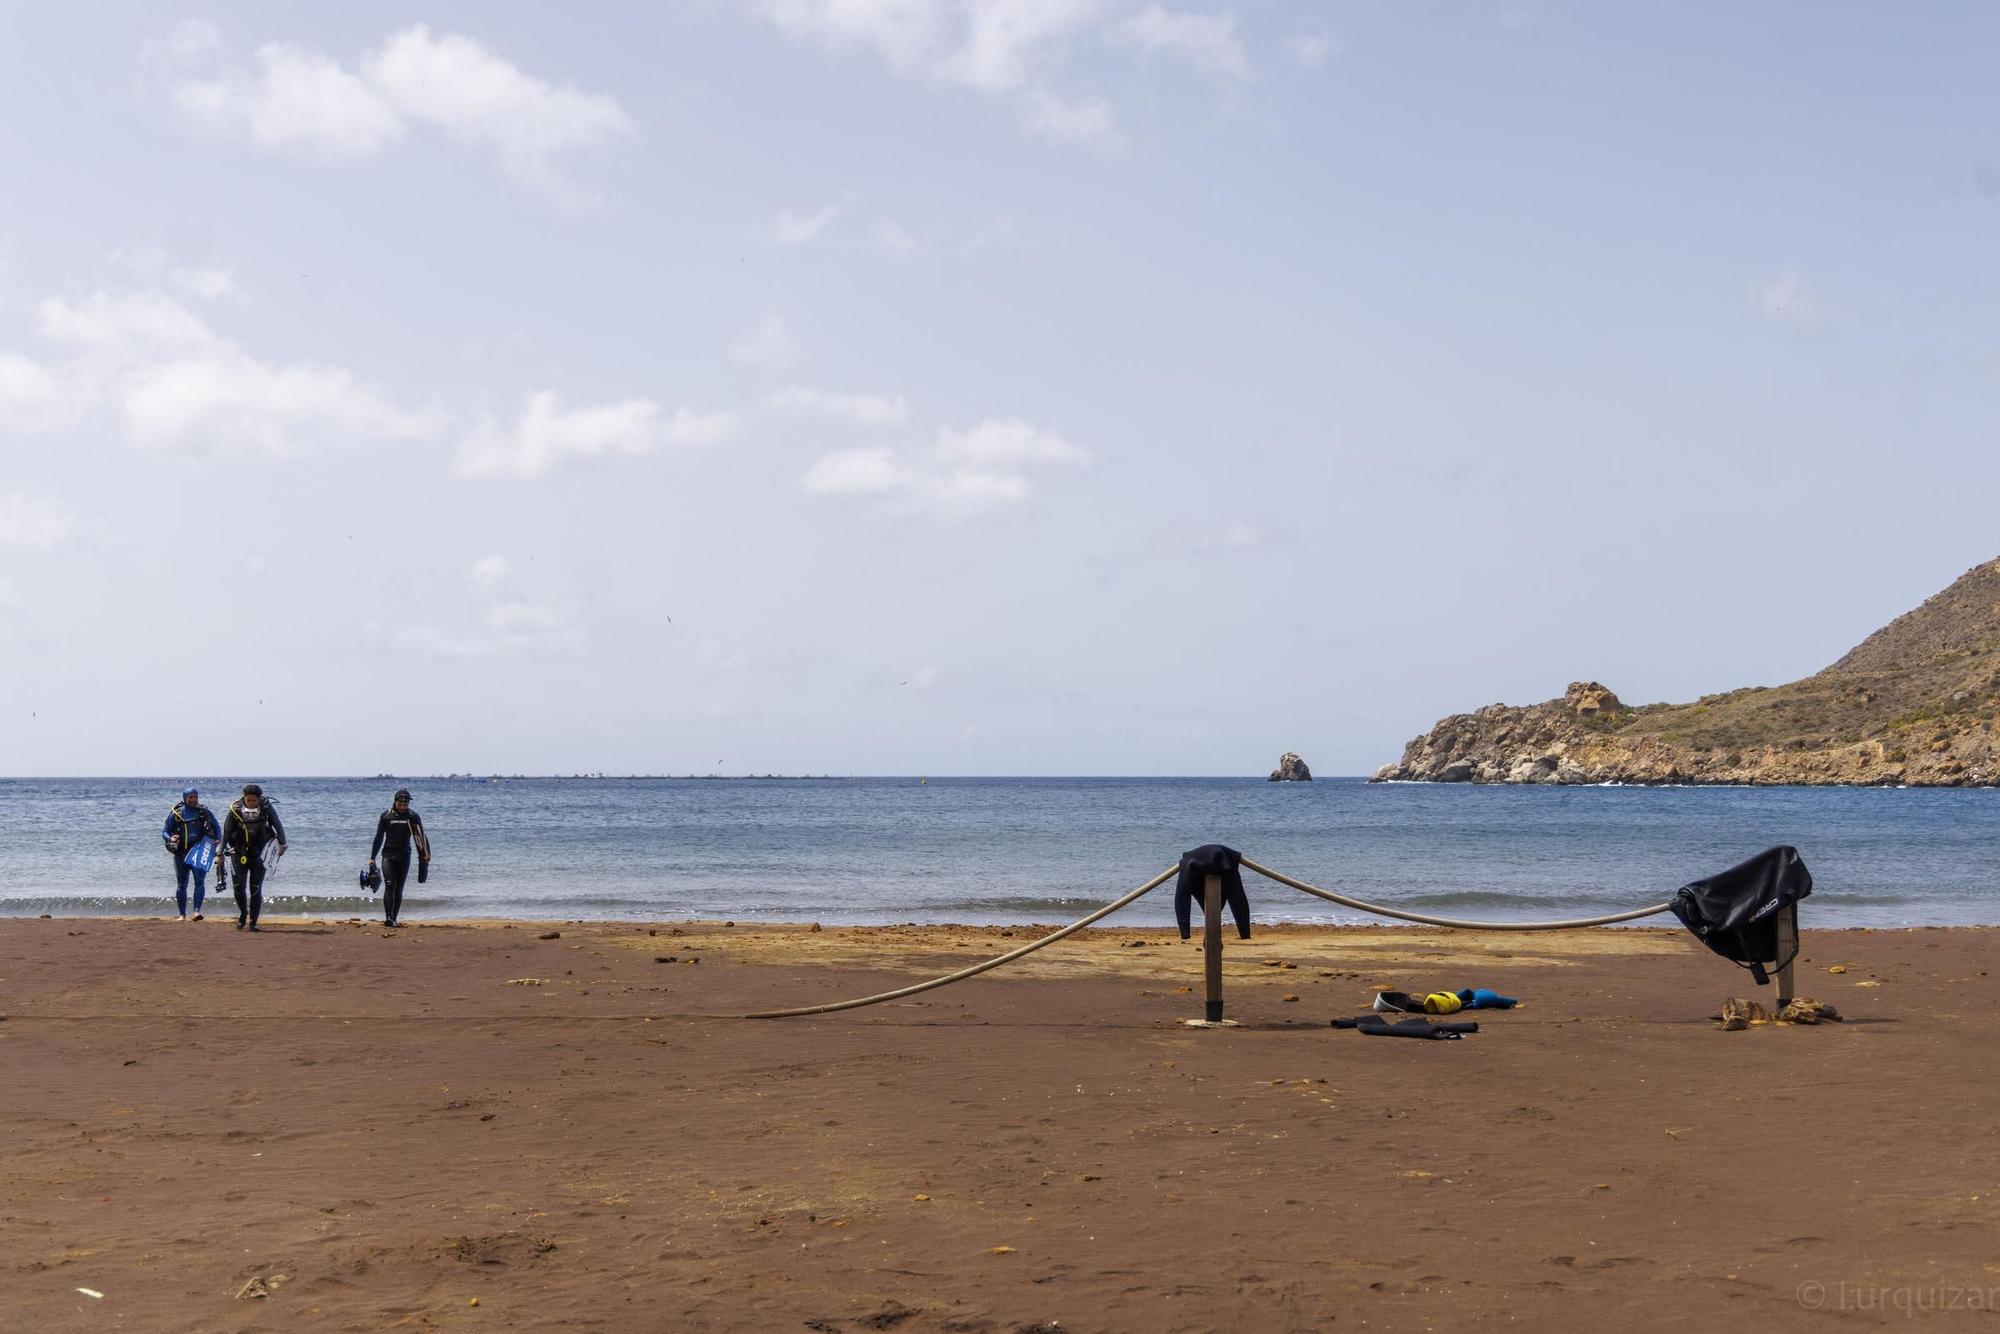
[[1775, 900, 1798, 1006], [1203, 873, 1225, 1023]]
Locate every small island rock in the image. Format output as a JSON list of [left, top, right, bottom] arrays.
[[1268, 752, 1313, 782]]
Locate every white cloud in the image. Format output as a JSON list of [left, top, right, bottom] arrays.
[[0, 576, 22, 609], [754, 0, 1121, 147], [1285, 32, 1336, 68], [37, 290, 213, 349], [758, 0, 951, 74], [364, 27, 635, 208], [173, 43, 406, 158], [939, 0, 1101, 93], [158, 24, 634, 208], [3, 264, 704, 472], [1112, 7, 1251, 80], [772, 197, 853, 245], [457, 392, 665, 480], [121, 350, 431, 455], [0, 353, 83, 433], [802, 445, 909, 496], [455, 394, 734, 480], [769, 386, 910, 426], [1, 287, 436, 455], [1751, 269, 1820, 324], [939, 416, 1088, 467], [394, 554, 580, 657], [803, 416, 1088, 517], [0, 491, 93, 551], [731, 313, 797, 367]]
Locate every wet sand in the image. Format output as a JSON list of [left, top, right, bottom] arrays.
[[4, 916, 1996, 1331]]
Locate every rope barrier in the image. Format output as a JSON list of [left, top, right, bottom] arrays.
[[734, 857, 1675, 1017], [735, 864, 1180, 1018], [1239, 857, 1672, 930]]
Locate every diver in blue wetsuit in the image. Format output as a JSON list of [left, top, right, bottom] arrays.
[[161, 786, 221, 921]]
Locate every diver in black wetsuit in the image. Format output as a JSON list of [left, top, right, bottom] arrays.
[[368, 789, 429, 928], [220, 783, 287, 932]]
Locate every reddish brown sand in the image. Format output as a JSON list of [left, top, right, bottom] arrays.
[[4, 917, 1997, 1332]]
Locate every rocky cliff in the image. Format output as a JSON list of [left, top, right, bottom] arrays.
[[1373, 559, 2000, 787]]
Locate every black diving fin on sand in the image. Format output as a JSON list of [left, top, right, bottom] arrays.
[[1331, 1015, 1480, 1039]]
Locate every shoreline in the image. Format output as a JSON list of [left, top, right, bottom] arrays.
[[0, 912, 1990, 934]]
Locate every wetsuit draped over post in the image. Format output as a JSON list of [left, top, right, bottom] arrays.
[[370, 805, 429, 925], [1173, 843, 1251, 941], [162, 799, 221, 916], [221, 797, 287, 928]]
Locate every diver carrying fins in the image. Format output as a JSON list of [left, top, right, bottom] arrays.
[[367, 788, 430, 928], [220, 783, 287, 932]]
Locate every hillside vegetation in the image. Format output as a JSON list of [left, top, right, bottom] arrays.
[[1373, 559, 2000, 786]]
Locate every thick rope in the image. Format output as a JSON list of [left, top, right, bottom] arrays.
[[1240, 857, 1672, 931], [734, 858, 1674, 1019], [735, 865, 1180, 1018]]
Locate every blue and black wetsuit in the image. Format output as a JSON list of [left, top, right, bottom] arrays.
[[162, 800, 221, 916]]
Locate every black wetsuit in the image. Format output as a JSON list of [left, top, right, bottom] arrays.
[[221, 799, 287, 927], [370, 807, 429, 924], [1173, 843, 1252, 942]]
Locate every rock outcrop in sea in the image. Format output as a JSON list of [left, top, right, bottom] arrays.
[[1268, 752, 1313, 782], [1373, 559, 2000, 787]]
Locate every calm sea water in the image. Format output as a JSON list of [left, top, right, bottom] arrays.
[[1, 777, 1993, 927]]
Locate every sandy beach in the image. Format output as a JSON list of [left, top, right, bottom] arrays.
[[4, 915, 1996, 1332]]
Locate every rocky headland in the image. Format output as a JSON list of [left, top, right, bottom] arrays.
[[1374, 559, 2000, 787]]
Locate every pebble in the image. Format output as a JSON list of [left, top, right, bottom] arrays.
[[538, 931, 560, 941]]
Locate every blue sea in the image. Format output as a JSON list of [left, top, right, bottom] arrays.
[[2, 777, 1994, 927]]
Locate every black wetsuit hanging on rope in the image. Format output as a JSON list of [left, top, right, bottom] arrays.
[[369, 790, 429, 927], [220, 785, 287, 931]]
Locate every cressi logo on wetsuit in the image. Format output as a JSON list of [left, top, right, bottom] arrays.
[[372, 808, 428, 862], [371, 804, 430, 926]]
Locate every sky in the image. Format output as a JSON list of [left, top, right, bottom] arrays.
[[2, 2, 1998, 777]]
